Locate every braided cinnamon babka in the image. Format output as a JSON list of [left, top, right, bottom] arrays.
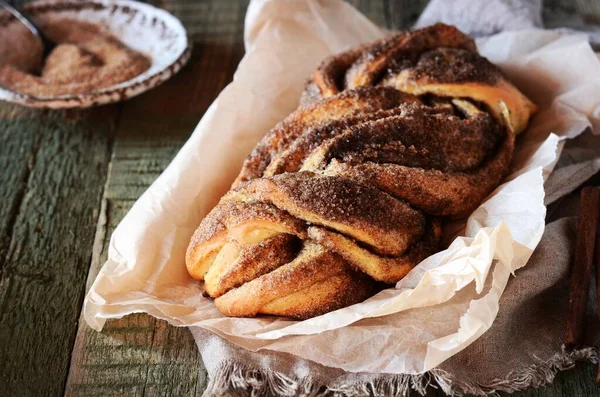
[[186, 23, 537, 319]]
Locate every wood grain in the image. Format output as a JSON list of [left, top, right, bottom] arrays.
[[597, 187, 600, 385], [0, 106, 41, 266], [65, 1, 248, 395], [566, 187, 600, 349], [0, 106, 119, 396]]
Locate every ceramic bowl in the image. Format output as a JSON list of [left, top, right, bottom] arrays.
[[0, 0, 191, 108]]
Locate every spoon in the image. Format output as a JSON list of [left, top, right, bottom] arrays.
[[0, 0, 54, 59]]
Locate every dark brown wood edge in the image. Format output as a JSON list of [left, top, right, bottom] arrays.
[[594, 186, 600, 387], [566, 187, 600, 350]]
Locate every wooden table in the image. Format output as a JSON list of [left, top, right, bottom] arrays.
[[0, 0, 598, 396]]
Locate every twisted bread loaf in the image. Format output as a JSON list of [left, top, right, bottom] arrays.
[[186, 24, 537, 319]]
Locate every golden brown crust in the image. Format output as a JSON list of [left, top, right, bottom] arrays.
[[185, 200, 306, 280], [301, 102, 503, 173], [307, 23, 536, 135], [344, 24, 476, 90], [304, 47, 363, 104], [186, 23, 536, 320], [215, 243, 375, 318], [229, 173, 425, 256], [308, 218, 441, 283], [204, 233, 300, 298], [234, 86, 419, 186], [258, 268, 375, 319]]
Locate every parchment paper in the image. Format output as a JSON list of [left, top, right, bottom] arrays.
[[84, 0, 600, 375]]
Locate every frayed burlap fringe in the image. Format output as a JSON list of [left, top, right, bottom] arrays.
[[433, 347, 598, 396], [202, 347, 598, 397]]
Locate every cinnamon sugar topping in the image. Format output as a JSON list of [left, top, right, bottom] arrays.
[[0, 19, 150, 96]]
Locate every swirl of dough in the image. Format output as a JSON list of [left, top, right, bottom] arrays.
[[186, 23, 536, 319]]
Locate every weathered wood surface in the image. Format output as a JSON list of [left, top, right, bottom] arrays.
[[0, 104, 119, 396], [0, 0, 598, 396], [65, 1, 248, 395]]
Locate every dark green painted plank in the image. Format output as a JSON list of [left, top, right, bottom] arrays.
[[0, 106, 118, 396], [347, 0, 388, 27], [65, 113, 203, 397], [0, 106, 42, 268], [383, 0, 429, 29], [65, 2, 248, 394]]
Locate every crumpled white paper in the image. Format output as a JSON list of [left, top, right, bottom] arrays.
[[84, 0, 600, 375]]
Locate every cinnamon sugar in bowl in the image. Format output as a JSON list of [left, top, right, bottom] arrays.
[[0, 0, 190, 108]]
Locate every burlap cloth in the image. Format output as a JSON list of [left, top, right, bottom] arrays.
[[191, 1, 600, 395]]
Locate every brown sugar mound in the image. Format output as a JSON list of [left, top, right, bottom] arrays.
[[0, 19, 150, 97]]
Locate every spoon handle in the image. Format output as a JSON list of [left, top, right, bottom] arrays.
[[0, 0, 42, 42]]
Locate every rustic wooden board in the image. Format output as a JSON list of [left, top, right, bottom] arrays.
[[64, 1, 248, 395], [0, 106, 40, 265], [0, 105, 119, 396]]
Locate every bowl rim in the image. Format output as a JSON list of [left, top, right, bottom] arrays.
[[0, 0, 191, 109]]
